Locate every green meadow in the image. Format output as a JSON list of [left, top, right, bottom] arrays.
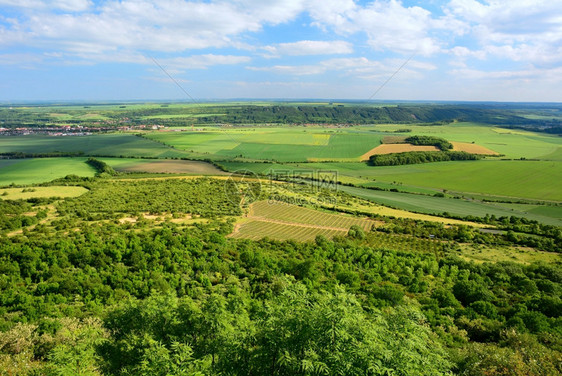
[[145, 128, 383, 161], [0, 158, 96, 186], [0, 134, 191, 158], [372, 122, 562, 160], [1, 115, 560, 224], [338, 185, 561, 226]]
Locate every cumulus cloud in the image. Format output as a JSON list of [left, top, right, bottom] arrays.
[[0, 0, 308, 56], [249, 56, 435, 80], [0, 0, 93, 12], [263, 40, 353, 57], [305, 0, 464, 56], [446, 0, 562, 64], [160, 54, 251, 70]]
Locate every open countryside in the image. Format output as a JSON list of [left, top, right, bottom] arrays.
[[1, 91, 562, 376]]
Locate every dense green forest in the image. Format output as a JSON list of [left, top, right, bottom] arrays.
[[0, 177, 561, 375]]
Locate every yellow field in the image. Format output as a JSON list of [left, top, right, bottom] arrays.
[[450, 141, 499, 155], [360, 144, 439, 161], [0, 186, 88, 200]]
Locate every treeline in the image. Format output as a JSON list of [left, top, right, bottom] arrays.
[[0, 151, 84, 159], [404, 135, 452, 150], [369, 151, 481, 166], [86, 157, 117, 176], [2, 104, 561, 134]]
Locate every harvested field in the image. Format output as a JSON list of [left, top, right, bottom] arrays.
[[360, 144, 439, 161], [451, 141, 499, 155]]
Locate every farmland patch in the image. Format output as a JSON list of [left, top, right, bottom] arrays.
[[360, 144, 439, 161], [450, 141, 499, 155], [0, 186, 88, 200], [101, 158, 227, 175], [230, 200, 378, 241]]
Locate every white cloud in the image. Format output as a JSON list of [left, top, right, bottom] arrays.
[[305, 0, 461, 56], [0, 0, 93, 12], [446, 0, 562, 64], [263, 40, 353, 57], [0, 0, 309, 57], [160, 54, 251, 70], [248, 64, 326, 76], [249, 56, 435, 80], [450, 65, 562, 81]]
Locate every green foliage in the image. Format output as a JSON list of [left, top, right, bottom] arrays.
[[57, 178, 241, 218], [86, 158, 117, 176], [0, 175, 560, 374], [369, 151, 481, 166], [102, 281, 452, 376], [405, 135, 453, 150]]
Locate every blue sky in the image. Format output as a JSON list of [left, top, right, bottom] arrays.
[[0, 0, 561, 102]]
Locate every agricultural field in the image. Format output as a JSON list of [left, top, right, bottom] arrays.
[[230, 200, 377, 241], [145, 128, 384, 162], [0, 158, 96, 186], [144, 122, 562, 162], [99, 158, 227, 174], [372, 122, 562, 160], [361, 144, 439, 160], [219, 160, 561, 223], [1, 102, 562, 376], [450, 141, 499, 155], [338, 185, 562, 225], [0, 186, 88, 200], [0, 134, 191, 158]]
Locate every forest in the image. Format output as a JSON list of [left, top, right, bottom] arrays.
[[0, 177, 561, 375]]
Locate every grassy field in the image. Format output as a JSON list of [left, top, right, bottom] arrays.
[[0, 186, 88, 199], [99, 158, 227, 174], [145, 128, 384, 162], [0, 134, 191, 158], [1, 121, 560, 226], [145, 122, 562, 162], [349, 160, 561, 201], [457, 244, 561, 265], [372, 123, 562, 160], [227, 200, 554, 266], [338, 185, 562, 225], [0, 158, 97, 186], [223, 159, 562, 202]]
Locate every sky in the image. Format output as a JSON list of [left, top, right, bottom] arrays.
[[0, 0, 561, 102]]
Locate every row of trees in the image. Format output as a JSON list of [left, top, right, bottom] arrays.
[[369, 151, 481, 166]]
